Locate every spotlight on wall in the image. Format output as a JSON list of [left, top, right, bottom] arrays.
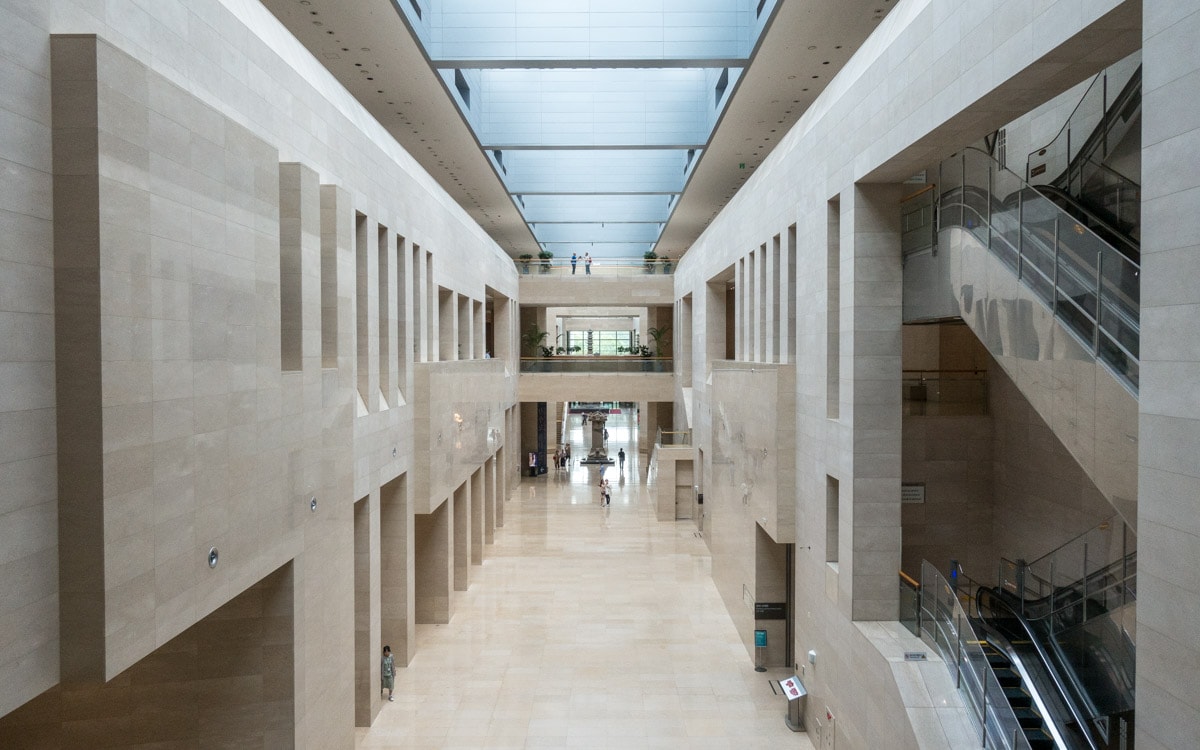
[[807, 649, 817, 665], [208, 547, 219, 569]]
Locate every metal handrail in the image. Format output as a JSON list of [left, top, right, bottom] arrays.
[[940, 147, 1140, 392], [918, 561, 1033, 750], [974, 585, 1103, 750]]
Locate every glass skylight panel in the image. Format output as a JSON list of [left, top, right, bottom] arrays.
[[532, 222, 663, 244], [502, 150, 693, 194], [423, 1, 752, 62], [520, 194, 671, 223], [394, 0, 773, 258], [476, 68, 712, 147]]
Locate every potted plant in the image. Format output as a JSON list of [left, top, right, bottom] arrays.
[[647, 324, 671, 357], [643, 249, 658, 273], [538, 249, 554, 273], [521, 323, 549, 359], [661, 255, 672, 274], [518, 253, 533, 274]]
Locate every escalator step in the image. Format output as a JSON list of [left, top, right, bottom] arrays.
[[994, 668, 1022, 688], [1003, 687, 1033, 707], [1013, 707, 1045, 729], [986, 653, 1011, 668], [1025, 727, 1055, 749]]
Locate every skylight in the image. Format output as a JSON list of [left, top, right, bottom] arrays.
[[397, 0, 777, 260]]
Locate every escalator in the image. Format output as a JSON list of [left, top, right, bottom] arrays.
[[979, 639, 1057, 749], [1027, 57, 1142, 252], [963, 526, 1137, 750]]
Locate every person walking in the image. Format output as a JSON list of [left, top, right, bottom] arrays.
[[381, 645, 395, 702], [571, 252, 578, 274], [599, 477, 611, 507], [618, 448, 625, 473], [584, 252, 592, 275]]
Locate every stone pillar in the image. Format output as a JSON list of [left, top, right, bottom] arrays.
[[844, 183, 904, 621], [470, 468, 484, 565], [1138, 5, 1200, 746], [452, 482, 470, 591], [380, 475, 412, 664], [414, 499, 450, 624], [484, 455, 497, 545]]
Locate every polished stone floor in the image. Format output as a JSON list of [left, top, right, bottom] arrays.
[[357, 410, 813, 749]]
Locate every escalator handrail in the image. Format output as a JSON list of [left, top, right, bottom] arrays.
[[1027, 64, 1142, 190], [1018, 550, 1137, 612], [976, 586, 1103, 750], [943, 176, 1141, 353], [1024, 517, 1137, 573], [945, 187, 1142, 374], [1034, 184, 1139, 261]]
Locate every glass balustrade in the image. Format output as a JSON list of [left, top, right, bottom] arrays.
[[519, 356, 672, 373], [940, 147, 1140, 391]]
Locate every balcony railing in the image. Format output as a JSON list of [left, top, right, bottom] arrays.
[[517, 257, 675, 276], [656, 428, 692, 446], [902, 368, 988, 416], [519, 355, 672, 373]]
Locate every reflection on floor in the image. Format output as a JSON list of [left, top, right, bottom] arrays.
[[357, 411, 813, 749]]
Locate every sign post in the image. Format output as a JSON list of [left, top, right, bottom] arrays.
[[754, 629, 767, 672]]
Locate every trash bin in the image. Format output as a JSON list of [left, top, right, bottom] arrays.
[[779, 676, 806, 732]]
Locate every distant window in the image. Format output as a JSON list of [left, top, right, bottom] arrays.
[[996, 128, 1007, 170], [715, 68, 729, 107], [685, 149, 696, 172], [757, 0, 767, 17], [409, 0, 422, 20], [454, 69, 470, 108], [492, 149, 506, 174]]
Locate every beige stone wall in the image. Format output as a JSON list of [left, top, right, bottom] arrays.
[[0, 563, 296, 749], [1138, 5, 1200, 747], [672, 1, 1141, 747], [0, 0, 517, 743]]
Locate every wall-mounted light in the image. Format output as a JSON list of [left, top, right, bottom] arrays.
[[208, 547, 219, 568], [310, 496, 318, 512]]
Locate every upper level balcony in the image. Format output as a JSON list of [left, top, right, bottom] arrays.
[[517, 257, 675, 277], [518, 259, 675, 307], [518, 355, 671, 374]]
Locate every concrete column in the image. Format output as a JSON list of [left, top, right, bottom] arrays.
[[484, 455, 497, 545], [843, 183, 904, 621], [755, 243, 766, 362], [439, 290, 456, 361], [734, 258, 745, 360], [457, 293, 470, 360], [470, 468, 484, 565], [415, 248, 428, 362], [380, 475, 412, 664], [494, 295, 512, 362], [352, 495, 380, 727], [768, 234, 780, 363], [414, 499, 450, 624], [1138, 6, 1200, 746], [473, 300, 484, 360], [452, 482, 470, 591]]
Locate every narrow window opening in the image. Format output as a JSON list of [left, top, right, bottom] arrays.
[[826, 476, 840, 565], [454, 69, 470, 109], [714, 68, 729, 107]]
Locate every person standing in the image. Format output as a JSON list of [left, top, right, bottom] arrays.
[[571, 252, 578, 274], [584, 252, 592, 275], [600, 477, 611, 507], [381, 645, 395, 702], [618, 448, 625, 473]]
